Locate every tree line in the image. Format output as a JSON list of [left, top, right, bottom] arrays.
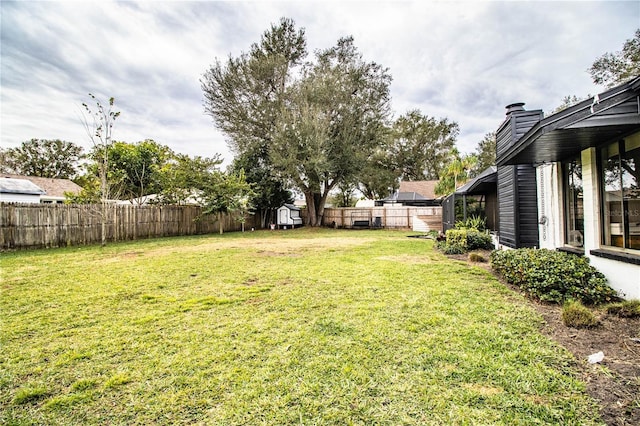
[[200, 18, 499, 226], [1, 21, 637, 229], [0, 136, 252, 229]]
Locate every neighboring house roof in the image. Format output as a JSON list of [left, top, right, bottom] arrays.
[[395, 191, 428, 201], [0, 177, 46, 195], [116, 194, 159, 205], [498, 76, 640, 166], [379, 180, 440, 204], [2, 174, 83, 198], [380, 191, 425, 203], [455, 166, 497, 196], [398, 180, 439, 199]]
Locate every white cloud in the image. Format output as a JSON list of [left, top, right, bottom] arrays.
[[1, 0, 638, 163]]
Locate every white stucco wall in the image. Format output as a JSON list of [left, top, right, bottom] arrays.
[[581, 148, 601, 253], [532, 148, 639, 300], [536, 163, 562, 250], [581, 147, 640, 300], [590, 256, 640, 299]]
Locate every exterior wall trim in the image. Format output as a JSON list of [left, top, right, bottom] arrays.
[[590, 249, 640, 266]]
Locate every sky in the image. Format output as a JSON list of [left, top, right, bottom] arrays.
[[1, 0, 639, 166]]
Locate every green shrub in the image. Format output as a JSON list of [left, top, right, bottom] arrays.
[[443, 243, 466, 255], [446, 229, 467, 249], [466, 231, 494, 251], [606, 299, 640, 318], [436, 229, 494, 255], [562, 300, 599, 328], [468, 252, 487, 263], [439, 229, 467, 254], [490, 249, 618, 305], [455, 215, 486, 232]]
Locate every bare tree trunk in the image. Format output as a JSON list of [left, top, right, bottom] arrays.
[[304, 191, 317, 226], [101, 201, 107, 247], [316, 191, 331, 227], [303, 191, 332, 227], [100, 167, 109, 247], [259, 210, 266, 228], [81, 93, 119, 247], [218, 212, 224, 234]]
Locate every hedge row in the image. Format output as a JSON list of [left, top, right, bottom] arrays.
[[490, 249, 618, 305], [437, 229, 494, 254]]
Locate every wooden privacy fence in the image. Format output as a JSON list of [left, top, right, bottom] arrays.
[[322, 206, 442, 230], [0, 203, 258, 250]]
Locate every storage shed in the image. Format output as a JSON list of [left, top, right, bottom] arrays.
[[0, 177, 46, 203], [277, 204, 303, 228]]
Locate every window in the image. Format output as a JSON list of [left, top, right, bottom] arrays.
[[563, 158, 583, 247], [600, 136, 640, 250], [454, 195, 484, 222]]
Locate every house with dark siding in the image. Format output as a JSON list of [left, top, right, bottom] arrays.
[[442, 166, 497, 232], [495, 76, 640, 300]]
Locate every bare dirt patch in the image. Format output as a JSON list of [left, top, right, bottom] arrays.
[[255, 250, 302, 258], [142, 236, 376, 258], [532, 302, 640, 426], [248, 236, 376, 252], [452, 251, 640, 426], [377, 254, 444, 264]]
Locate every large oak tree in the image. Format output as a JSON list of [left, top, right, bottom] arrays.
[[270, 36, 391, 225], [471, 132, 496, 177], [201, 18, 305, 226], [202, 19, 391, 226]]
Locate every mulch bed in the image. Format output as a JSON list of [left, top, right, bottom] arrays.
[[532, 300, 640, 426], [453, 250, 640, 426]]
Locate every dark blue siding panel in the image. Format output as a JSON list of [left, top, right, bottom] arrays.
[[496, 108, 542, 248], [496, 110, 544, 159], [497, 166, 517, 248], [516, 164, 539, 247], [496, 122, 513, 158]]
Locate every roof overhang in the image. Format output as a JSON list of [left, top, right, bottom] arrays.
[[280, 203, 301, 211], [498, 77, 640, 166], [455, 166, 497, 196]]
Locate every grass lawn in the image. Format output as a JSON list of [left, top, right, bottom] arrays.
[[1, 229, 602, 425]]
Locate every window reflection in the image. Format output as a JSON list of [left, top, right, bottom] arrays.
[[563, 158, 583, 247], [601, 137, 640, 250]]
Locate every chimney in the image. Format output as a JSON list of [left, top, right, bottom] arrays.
[[505, 102, 525, 115], [497, 102, 543, 157]]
